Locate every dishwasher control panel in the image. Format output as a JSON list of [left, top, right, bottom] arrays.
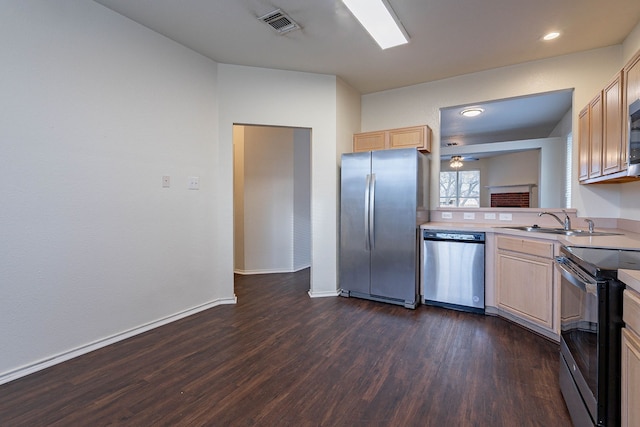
[[422, 230, 485, 242]]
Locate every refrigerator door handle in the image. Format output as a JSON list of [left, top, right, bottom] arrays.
[[364, 174, 371, 250], [369, 173, 376, 249]]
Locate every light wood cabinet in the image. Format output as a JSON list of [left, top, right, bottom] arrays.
[[353, 131, 386, 152], [353, 125, 431, 153], [589, 93, 603, 179], [578, 106, 590, 181], [579, 88, 633, 183], [603, 72, 625, 175], [622, 289, 640, 427], [625, 50, 640, 110], [579, 49, 640, 184], [495, 236, 555, 332]]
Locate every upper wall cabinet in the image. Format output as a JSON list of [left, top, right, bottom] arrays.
[[589, 92, 604, 179], [353, 125, 432, 153], [626, 50, 640, 111], [578, 105, 590, 181], [578, 92, 605, 182], [579, 48, 640, 184], [603, 72, 625, 175]]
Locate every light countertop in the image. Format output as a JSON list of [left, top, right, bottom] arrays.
[[420, 222, 640, 251], [620, 270, 640, 293]]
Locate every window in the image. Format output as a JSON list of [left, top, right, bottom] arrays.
[[564, 133, 572, 209], [439, 170, 480, 207]]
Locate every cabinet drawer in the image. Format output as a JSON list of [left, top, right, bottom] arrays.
[[624, 289, 640, 335], [496, 236, 553, 259]]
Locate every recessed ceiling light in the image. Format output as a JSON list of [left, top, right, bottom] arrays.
[[342, 0, 409, 50], [460, 108, 484, 118], [543, 31, 560, 41]]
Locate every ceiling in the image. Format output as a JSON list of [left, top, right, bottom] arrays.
[[93, 0, 638, 145], [440, 89, 573, 148], [94, 0, 640, 95]]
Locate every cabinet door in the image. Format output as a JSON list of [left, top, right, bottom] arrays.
[[578, 106, 590, 181], [353, 131, 386, 152], [589, 93, 603, 179], [603, 73, 624, 175], [622, 328, 640, 427], [388, 125, 431, 152], [496, 251, 553, 329], [626, 51, 640, 109]]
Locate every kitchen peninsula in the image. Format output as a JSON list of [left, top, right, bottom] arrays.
[[421, 208, 640, 341]]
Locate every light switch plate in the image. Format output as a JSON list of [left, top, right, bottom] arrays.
[[441, 212, 453, 219], [188, 176, 200, 190], [499, 213, 513, 221], [162, 175, 170, 188]]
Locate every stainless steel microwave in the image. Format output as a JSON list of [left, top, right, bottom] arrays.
[[629, 98, 640, 176]]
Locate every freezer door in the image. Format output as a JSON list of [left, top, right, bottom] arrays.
[[339, 152, 372, 295], [370, 149, 418, 303]]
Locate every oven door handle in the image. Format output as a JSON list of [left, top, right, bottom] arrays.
[[554, 257, 598, 295]]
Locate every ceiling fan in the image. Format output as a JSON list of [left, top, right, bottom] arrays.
[[449, 155, 479, 168]]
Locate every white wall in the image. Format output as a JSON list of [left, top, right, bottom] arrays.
[[293, 129, 312, 271], [233, 126, 311, 274], [441, 150, 541, 207], [0, 1, 227, 381], [362, 47, 626, 218], [244, 126, 295, 273], [441, 137, 565, 208], [233, 126, 246, 271], [486, 151, 540, 207], [218, 65, 346, 297]]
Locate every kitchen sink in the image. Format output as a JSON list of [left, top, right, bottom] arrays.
[[501, 225, 622, 236]]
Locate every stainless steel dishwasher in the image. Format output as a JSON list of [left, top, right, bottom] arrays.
[[421, 229, 485, 313]]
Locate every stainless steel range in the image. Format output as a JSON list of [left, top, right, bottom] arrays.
[[555, 246, 640, 426]]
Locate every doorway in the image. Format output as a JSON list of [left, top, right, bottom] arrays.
[[233, 124, 311, 277]]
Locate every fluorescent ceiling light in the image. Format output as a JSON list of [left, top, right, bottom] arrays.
[[342, 0, 409, 49]]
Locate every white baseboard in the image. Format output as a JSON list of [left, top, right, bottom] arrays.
[[308, 289, 341, 298], [0, 296, 237, 386], [234, 265, 310, 275]]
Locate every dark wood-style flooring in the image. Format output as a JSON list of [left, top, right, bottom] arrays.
[[0, 269, 572, 426]]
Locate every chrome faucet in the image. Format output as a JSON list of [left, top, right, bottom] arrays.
[[539, 210, 571, 231], [584, 218, 595, 233]]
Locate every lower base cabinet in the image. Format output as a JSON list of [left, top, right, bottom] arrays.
[[495, 236, 556, 334], [622, 328, 640, 427], [622, 288, 640, 427]]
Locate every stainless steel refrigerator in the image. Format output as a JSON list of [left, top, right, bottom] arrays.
[[339, 148, 429, 309]]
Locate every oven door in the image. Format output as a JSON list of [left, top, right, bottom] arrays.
[[556, 256, 602, 425]]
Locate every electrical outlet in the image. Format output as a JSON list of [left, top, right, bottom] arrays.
[[463, 212, 475, 220], [162, 175, 170, 188], [188, 176, 200, 190], [499, 213, 513, 221], [441, 212, 453, 219], [484, 213, 496, 220]]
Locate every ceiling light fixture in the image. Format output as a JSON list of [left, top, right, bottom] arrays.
[[543, 31, 560, 41], [450, 156, 464, 168], [460, 107, 484, 117], [341, 0, 409, 49]]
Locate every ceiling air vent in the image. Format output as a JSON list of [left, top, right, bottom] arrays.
[[258, 9, 300, 34]]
